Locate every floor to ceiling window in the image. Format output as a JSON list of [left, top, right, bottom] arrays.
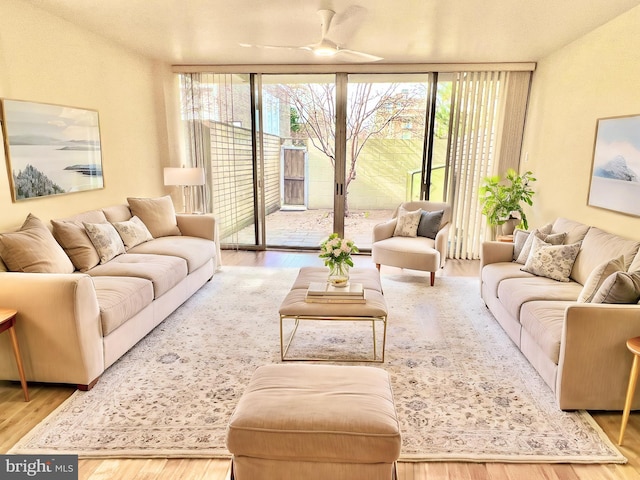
[[178, 67, 531, 258]]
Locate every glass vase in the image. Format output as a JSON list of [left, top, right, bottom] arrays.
[[328, 262, 350, 287]]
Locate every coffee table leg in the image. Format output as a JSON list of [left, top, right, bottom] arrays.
[[281, 316, 301, 361], [372, 320, 377, 361]]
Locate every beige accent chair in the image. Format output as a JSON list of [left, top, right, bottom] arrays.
[[371, 201, 451, 286]]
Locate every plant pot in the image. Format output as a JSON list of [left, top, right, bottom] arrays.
[[499, 218, 520, 236]]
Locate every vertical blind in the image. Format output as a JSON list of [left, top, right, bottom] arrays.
[[445, 70, 531, 259], [180, 73, 254, 246]]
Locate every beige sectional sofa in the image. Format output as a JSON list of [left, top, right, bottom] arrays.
[[0, 196, 219, 390], [481, 217, 640, 410]]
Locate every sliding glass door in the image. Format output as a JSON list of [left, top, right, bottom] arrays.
[[179, 69, 531, 257], [261, 74, 337, 248], [342, 73, 436, 247]]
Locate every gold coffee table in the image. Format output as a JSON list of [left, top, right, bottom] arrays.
[[278, 267, 388, 362]]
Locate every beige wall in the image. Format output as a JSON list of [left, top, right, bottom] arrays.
[[0, 0, 181, 231], [522, 5, 640, 237]]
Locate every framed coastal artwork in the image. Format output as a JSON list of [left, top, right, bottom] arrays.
[[0, 99, 104, 202], [587, 113, 640, 217]]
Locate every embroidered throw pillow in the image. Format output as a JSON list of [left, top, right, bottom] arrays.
[[112, 216, 154, 250], [515, 227, 564, 264], [393, 207, 422, 237], [521, 236, 581, 282], [590, 271, 640, 304], [577, 255, 626, 303], [83, 222, 126, 264], [416, 210, 444, 239], [0, 214, 75, 273]]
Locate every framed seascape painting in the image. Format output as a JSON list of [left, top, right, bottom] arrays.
[[0, 99, 104, 201], [587, 113, 640, 217]]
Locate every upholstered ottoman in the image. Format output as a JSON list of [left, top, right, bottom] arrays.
[[226, 364, 401, 480]]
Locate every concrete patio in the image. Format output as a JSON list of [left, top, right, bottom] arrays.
[[223, 208, 394, 250]]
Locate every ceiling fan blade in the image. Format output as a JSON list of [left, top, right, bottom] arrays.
[[337, 48, 383, 62], [239, 43, 309, 52]]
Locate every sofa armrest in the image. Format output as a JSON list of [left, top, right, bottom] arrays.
[[480, 241, 514, 269], [177, 213, 222, 268], [435, 223, 450, 268], [176, 213, 217, 241], [0, 272, 103, 386], [372, 218, 397, 242], [556, 303, 640, 410]]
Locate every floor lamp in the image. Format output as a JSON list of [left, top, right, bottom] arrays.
[[163, 167, 206, 214]]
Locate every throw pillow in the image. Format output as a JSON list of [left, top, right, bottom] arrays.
[[591, 271, 640, 304], [515, 228, 565, 264], [112, 216, 154, 250], [577, 255, 626, 303], [51, 219, 101, 272], [521, 236, 581, 282], [127, 196, 181, 238], [83, 222, 126, 264], [0, 214, 75, 273], [393, 207, 422, 237], [512, 229, 530, 261], [416, 210, 444, 239]]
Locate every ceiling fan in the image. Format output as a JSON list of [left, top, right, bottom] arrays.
[[240, 9, 383, 63]]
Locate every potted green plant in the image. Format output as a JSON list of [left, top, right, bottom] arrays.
[[479, 169, 536, 234]]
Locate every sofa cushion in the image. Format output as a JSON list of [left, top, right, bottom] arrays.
[[481, 262, 534, 298], [497, 276, 583, 320], [393, 207, 421, 237], [128, 236, 215, 273], [87, 253, 188, 298], [112, 216, 154, 250], [416, 210, 443, 239], [92, 276, 154, 336], [551, 218, 590, 245], [591, 271, 640, 304], [520, 301, 573, 365], [577, 255, 626, 303], [521, 237, 581, 282], [127, 196, 181, 238], [0, 214, 75, 274], [51, 219, 100, 272], [84, 222, 126, 264], [570, 227, 640, 285], [102, 204, 133, 223]]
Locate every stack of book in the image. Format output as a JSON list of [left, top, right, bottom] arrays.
[[305, 282, 366, 304]]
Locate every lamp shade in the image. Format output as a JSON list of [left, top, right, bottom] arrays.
[[163, 167, 205, 186]]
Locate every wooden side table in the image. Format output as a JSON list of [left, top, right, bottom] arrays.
[[496, 234, 514, 243], [0, 308, 29, 401], [619, 336, 640, 445]]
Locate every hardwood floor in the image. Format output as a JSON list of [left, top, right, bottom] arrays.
[[2, 249, 640, 479]]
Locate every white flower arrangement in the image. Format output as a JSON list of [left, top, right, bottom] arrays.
[[319, 233, 358, 269]]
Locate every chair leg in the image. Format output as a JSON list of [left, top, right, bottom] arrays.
[[430, 271, 435, 286]]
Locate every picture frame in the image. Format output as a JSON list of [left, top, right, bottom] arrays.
[[0, 98, 104, 201], [587, 113, 640, 217]]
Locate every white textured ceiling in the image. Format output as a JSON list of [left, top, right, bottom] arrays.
[[25, 0, 640, 65]]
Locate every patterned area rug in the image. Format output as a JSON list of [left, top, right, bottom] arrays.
[[10, 267, 625, 462]]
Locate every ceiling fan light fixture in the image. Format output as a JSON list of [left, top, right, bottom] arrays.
[[314, 46, 337, 57]]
